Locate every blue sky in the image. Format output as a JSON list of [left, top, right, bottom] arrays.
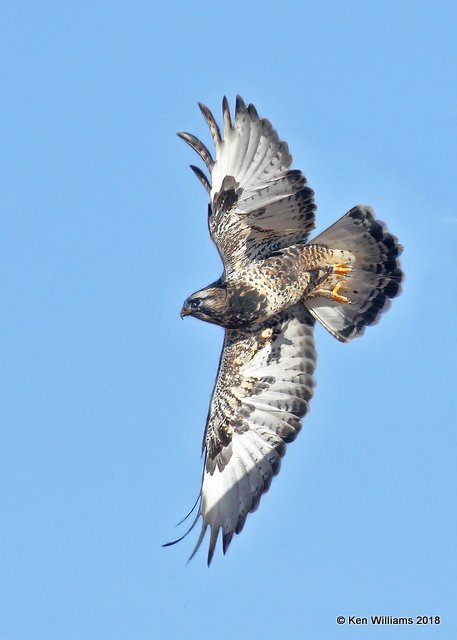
[[1, 1, 456, 638]]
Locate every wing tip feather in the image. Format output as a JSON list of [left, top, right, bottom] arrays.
[[235, 94, 247, 115], [198, 102, 221, 145], [222, 95, 232, 131], [207, 526, 220, 566], [177, 131, 214, 171], [190, 164, 211, 194]]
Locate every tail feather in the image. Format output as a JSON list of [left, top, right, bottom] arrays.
[[305, 205, 403, 342]]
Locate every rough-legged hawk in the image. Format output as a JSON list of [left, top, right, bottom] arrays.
[[165, 97, 403, 565]]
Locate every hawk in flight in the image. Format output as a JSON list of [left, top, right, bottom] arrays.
[[166, 97, 403, 564]]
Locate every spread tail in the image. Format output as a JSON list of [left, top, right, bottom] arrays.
[[305, 205, 403, 342]]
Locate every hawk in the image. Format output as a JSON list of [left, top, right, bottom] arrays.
[[166, 96, 403, 564]]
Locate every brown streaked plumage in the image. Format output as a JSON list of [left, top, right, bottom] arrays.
[[166, 96, 403, 564]]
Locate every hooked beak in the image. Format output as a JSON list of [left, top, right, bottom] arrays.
[[180, 302, 192, 319]]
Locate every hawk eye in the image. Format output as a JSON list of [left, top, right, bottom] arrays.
[[191, 298, 202, 307]]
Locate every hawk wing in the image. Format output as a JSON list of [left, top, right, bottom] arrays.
[[178, 96, 316, 274], [185, 305, 316, 564]]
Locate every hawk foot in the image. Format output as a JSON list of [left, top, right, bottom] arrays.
[[331, 281, 351, 304], [333, 262, 352, 276], [309, 281, 351, 305]]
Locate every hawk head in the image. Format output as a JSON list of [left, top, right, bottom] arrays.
[[181, 281, 228, 326]]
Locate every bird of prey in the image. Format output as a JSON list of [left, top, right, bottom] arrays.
[[166, 96, 403, 565]]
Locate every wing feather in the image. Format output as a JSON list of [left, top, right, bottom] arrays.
[[198, 102, 221, 146], [178, 97, 316, 273], [181, 305, 316, 564], [189, 165, 211, 194], [177, 131, 214, 172]]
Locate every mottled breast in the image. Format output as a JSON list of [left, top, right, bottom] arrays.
[[226, 284, 270, 328]]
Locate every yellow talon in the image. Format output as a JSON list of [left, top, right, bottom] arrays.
[[333, 262, 352, 276], [331, 281, 351, 304]]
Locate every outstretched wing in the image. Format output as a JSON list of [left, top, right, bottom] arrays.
[[178, 96, 316, 274], [186, 305, 316, 564]]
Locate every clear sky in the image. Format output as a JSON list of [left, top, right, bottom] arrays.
[[1, 1, 456, 638]]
